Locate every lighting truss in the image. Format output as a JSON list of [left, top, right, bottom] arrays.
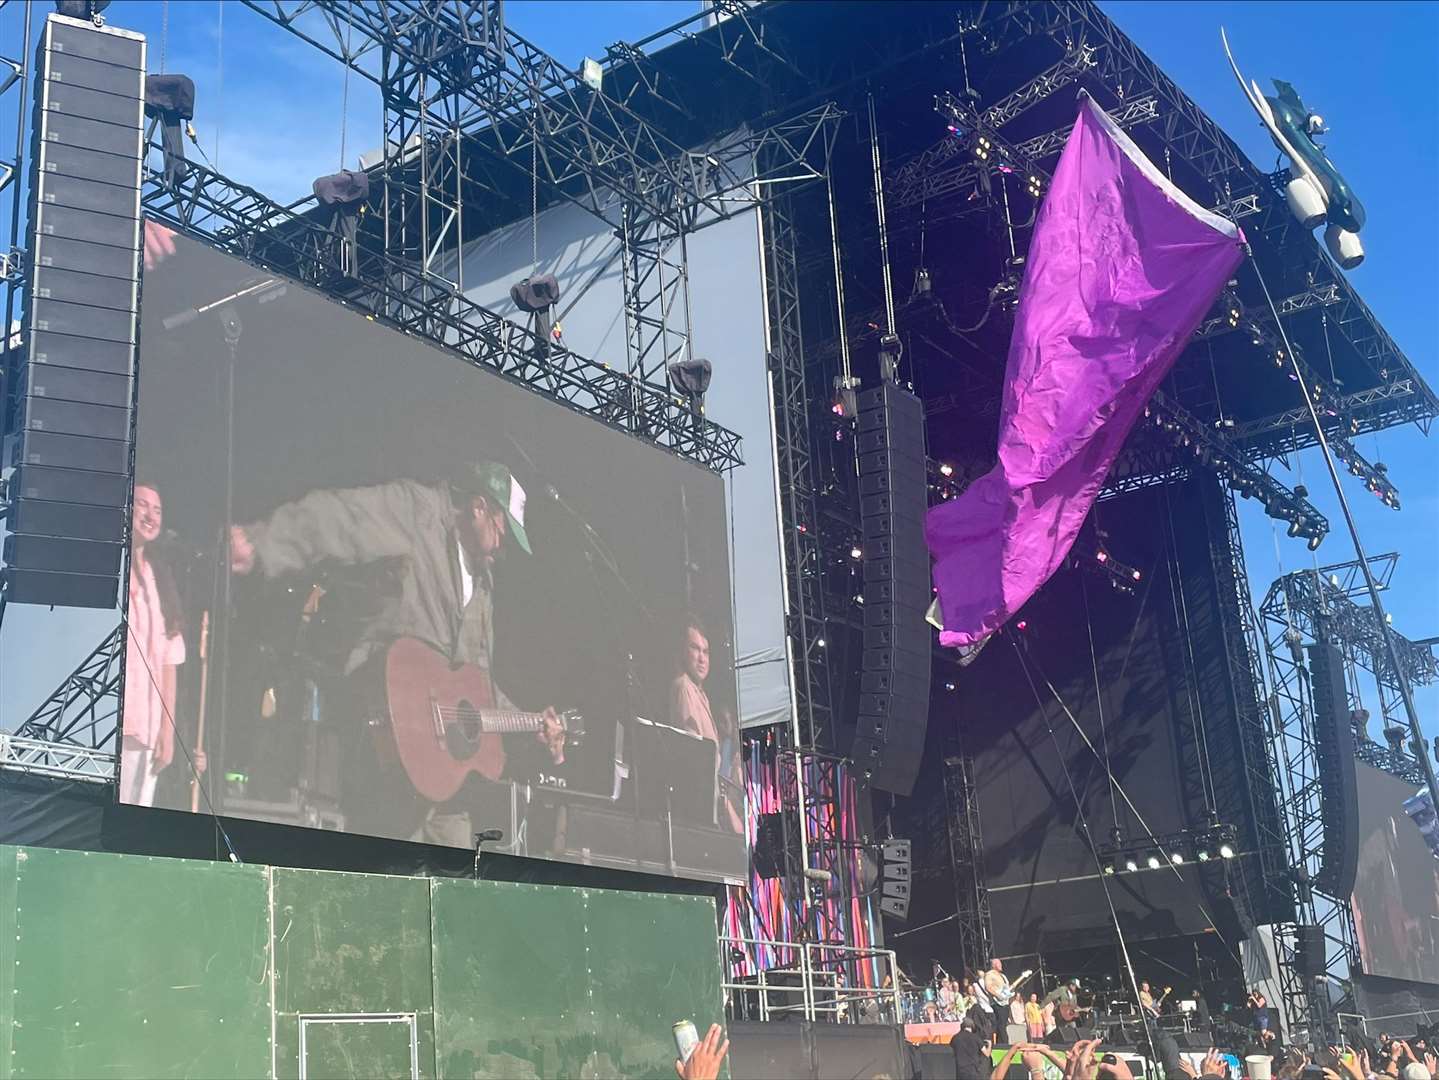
[[139, 151, 743, 472], [1012, 93, 1158, 160], [1147, 390, 1329, 547], [238, 1, 842, 391], [977, 40, 1097, 129], [950, 0, 1438, 452], [1329, 434, 1400, 510], [1097, 823, 1238, 874]]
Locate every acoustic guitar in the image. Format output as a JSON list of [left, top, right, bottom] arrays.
[[381, 636, 584, 803]]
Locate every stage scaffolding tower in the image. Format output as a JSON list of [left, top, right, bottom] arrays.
[[1259, 557, 1439, 1035]]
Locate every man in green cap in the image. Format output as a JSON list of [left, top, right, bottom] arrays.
[[229, 461, 566, 846]]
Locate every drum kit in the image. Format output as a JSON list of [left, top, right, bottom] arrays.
[[899, 965, 971, 1025]]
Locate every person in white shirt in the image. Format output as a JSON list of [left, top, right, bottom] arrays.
[[668, 615, 742, 832], [120, 482, 188, 806]]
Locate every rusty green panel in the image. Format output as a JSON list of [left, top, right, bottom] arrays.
[[299, 1014, 419, 1080], [271, 868, 436, 1080], [3, 845, 271, 1080], [585, 889, 727, 1080], [430, 879, 591, 1079]]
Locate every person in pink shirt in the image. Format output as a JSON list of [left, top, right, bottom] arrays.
[[119, 482, 189, 806], [667, 615, 742, 832]]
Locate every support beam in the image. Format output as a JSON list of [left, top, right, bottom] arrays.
[[141, 151, 744, 471]]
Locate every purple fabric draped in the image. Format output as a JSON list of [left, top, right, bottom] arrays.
[[926, 98, 1244, 648]]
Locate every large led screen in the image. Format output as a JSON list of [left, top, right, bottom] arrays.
[[1352, 763, 1439, 985], [120, 231, 746, 884]]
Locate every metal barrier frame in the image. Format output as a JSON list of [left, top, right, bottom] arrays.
[[720, 933, 902, 1025]]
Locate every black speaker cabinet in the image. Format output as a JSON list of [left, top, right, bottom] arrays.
[[851, 382, 931, 795], [2, 12, 144, 610]]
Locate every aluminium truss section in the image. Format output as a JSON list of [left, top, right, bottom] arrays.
[[759, 186, 831, 752], [3, 624, 123, 784], [239, 2, 841, 391], [1202, 481, 1296, 920], [139, 153, 743, 472], [942, 751, 991, 974], [974, 0, 1438, 449]]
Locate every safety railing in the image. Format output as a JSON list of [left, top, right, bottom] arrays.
[[720, 934, 902, 1025]]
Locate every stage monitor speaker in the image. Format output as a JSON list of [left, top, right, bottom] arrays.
[[1307, 643, 1360, 898], [851, 383, 930, 795], [1295, 923, 1326, 977], [3, 13, 144, 610]]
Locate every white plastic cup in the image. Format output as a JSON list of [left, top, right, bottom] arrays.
[[1245, 1054, 1273, 1080]]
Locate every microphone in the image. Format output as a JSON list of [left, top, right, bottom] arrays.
[[161, 277, 285, 330]]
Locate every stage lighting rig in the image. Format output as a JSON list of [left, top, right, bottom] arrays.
[[1098, 823, 1237, 876], [144, 74, 195, 191], [668, 357, 713, 431], [511, 273, 562, 359], [1148, 390, 1329, 548]]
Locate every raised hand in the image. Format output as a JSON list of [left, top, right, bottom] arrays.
[[675, 1023, 728, 1080]]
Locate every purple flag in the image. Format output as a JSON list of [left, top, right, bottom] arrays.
[[926, 97, 1244, 648]]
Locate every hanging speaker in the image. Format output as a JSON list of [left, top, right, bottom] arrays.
[[2, 11, 143, 610], [851, 383, 931, 795], [1307, 643, 1359, 898]]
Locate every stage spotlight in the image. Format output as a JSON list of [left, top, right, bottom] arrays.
[[1131, 569, 1141, 582], [145, 73, 196, 191], [1124, 858, 1139, 873], [1219, 843, 1235, 859], [939, 463, 954, 477], [1288, 518, 1304, 538], [512, 273, 563, 358], [1197, 849, 1211, 862], [1103, 864, 1116, 876], [1096, 551, 1108, 564], [668, 357, 713, 430], [1170, 851, 1184, 865], [313, 169, 371, 276], [850, 546, 863, 560], [1146, 853, 1162, 870], [1307, 534, 1323, 552]]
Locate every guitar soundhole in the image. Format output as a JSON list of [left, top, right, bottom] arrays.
[[445, 698, 484, 756]]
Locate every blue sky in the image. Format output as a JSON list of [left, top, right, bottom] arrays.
[[2, 1, 1435, 736]]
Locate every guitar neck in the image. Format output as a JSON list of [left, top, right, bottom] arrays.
[[477, 709, 546, 734]]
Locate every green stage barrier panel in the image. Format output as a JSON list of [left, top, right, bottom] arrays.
[[0, 846, 725, 1080], [0, 846, 273, 1080], [272, 868, 437, 1080]]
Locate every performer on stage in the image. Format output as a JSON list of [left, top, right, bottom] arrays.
[[980, 959, 1011, 1044], [668, 615, 743, 832], [228, 462, 566, 844], [1139, 981, 1156, 1017], [120, 482, 192, 807]]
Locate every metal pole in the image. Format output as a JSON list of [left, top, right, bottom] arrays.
[[1251, 255, 1439, 814]]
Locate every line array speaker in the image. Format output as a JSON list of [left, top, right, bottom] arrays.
[[1307, 642, 1360, 898], [1295, 923, 1326, 978], [851, 382, 931, 795], [3, 14, 144, 610]]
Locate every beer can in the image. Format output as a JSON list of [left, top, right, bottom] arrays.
[[673, 1019, 700, 1063]]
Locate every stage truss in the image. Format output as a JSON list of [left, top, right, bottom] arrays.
[[3, 3, 1434, 1014], [1259, 555, 1438, 1035]]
